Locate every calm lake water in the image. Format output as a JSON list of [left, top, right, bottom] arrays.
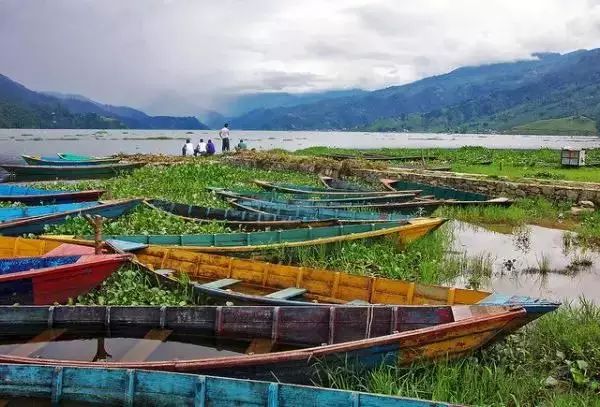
[[452, 221, 600, 303], [0, 129, 599, 163]]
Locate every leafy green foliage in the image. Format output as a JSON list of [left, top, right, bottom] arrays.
[[75, 266, 193, 306]]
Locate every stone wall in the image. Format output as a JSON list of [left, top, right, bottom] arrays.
[[228, 154, 600, 205]]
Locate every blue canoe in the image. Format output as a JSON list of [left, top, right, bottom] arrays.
[[0, 199, 141, 235], [230, 199, 412, 221], [0, 184, 105, 204], [0, 202, 99, 223], [22, 155, 120, 166], [0, 364, 458, 406]]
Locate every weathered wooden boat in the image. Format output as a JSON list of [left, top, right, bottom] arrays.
[[0, 254, 130, 304], [41, 218, 447, 253], [0, 364, 459, 407], [57, 152, 119, 162], [0, 184, 105, 204], [328, 153, 436, 161], [230, 199, 412, 221], [0, 304, 525, 383], [380, 179, 513, 207], [0, 162, 145, 180], [3, 236, 560, 321], [22, 155, 120, 166], [254, 180, 403, 196], [236, 197, 442, 216], [216, 190, 421, 206], [0, 199, 141, 235], [0, 236, 98, 259], [144, 199, 345, 231], [0, 201, 99, 223]]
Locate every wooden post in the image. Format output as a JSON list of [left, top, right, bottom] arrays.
[[84, 215, 103, 254]]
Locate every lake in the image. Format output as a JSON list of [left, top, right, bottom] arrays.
[[0, 129, 599, 163]]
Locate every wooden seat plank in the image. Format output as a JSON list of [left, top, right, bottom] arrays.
[[265, 287, 307, 299], [120, 329, 172, 362], [245, 338, 275, 355], [9, 328, 67, 357], [198, 278, 241, 290]]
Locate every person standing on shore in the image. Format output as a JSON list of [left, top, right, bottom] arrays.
[[219, 123, 230, 152]]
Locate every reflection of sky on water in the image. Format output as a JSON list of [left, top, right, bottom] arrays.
[[450, 221, 600, 303]]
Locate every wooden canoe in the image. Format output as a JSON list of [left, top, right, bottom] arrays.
[[230, 199, 412, 221], [0, 199, 141, 236], [144, 199, 345, 231], [0, 235, 560, 328], [0, 201, 99, 223], [57, 153, 118, 162], [380, 179, 514, 207], [0, 364, 459, 407], [0, 304, 525, 383], [0, 254, 130, 304], [22, 155, 120, 166], [0, 162, 145, 180], [328, 153, 437, 161], [41, 218, 447, 253], [0, 184, 105, 204], [215, 190, 421, 205], [1, 236, 560, 319], [235, 197, 442, 216], [254, 180, 404, 196]]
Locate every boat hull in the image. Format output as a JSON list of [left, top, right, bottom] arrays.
[[0, 163, 145, 180], [0, 184, 105, 204], [0, 363, 458, 406], [0, 201, 99, 223], [0, 199, 141, 235], [57, 153, 117, 162], [0, 305, 525, 384], [42, 218, 447, 252], [0, 254, 130, 304], [22, 155, 120, 166]]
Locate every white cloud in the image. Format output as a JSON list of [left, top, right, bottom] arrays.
[[0, 0, 599, 111]]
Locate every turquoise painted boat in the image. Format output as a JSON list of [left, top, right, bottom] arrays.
[[57, 153, 118, 162], [230, 199, 412, 221], [22, 155, 120, 166], [254, 180, 396, 196], [0, 199, 141, 235], [0, 184, 105, 204], [43, 218, 447, 253], [0, 364, 458, 406], [0, 201, 99, 223]]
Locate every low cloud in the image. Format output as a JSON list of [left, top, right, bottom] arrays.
[[0, 0, 599, 112]]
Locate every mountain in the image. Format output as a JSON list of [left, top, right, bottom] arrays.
[[231, 49, 600, 134], [0, 75, 209, 129]]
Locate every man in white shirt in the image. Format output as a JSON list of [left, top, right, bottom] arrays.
[[182, 138, 194, 156], [219, 123, 230, 152], [195, 138, 207, 156]]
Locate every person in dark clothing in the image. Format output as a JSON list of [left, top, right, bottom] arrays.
[[206, 139, 216, 156], [219, 123, 230, 152]]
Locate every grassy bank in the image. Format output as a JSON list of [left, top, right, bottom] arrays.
[[39, 161, 599, 406], [297, 146, 600, 182]]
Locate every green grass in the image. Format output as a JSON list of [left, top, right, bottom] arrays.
[[296, 146, 600, 182], [511, 116, 597, 136], [320, 301, 600, 406]]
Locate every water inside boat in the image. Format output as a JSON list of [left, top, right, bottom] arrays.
[[0, 326, 296, 363]]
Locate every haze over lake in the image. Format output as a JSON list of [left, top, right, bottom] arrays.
[[1, 129, 599, 163]]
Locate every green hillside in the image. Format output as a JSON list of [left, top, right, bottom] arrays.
[[510, 116, 597, 135]]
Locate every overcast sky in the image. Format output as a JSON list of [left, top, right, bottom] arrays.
[[1, 0, 600, 112]]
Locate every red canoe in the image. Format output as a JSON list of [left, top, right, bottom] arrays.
[[0, 253, 131, 304]]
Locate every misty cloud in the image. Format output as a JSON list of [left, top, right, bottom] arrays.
[[1, 0, 599, 113]]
